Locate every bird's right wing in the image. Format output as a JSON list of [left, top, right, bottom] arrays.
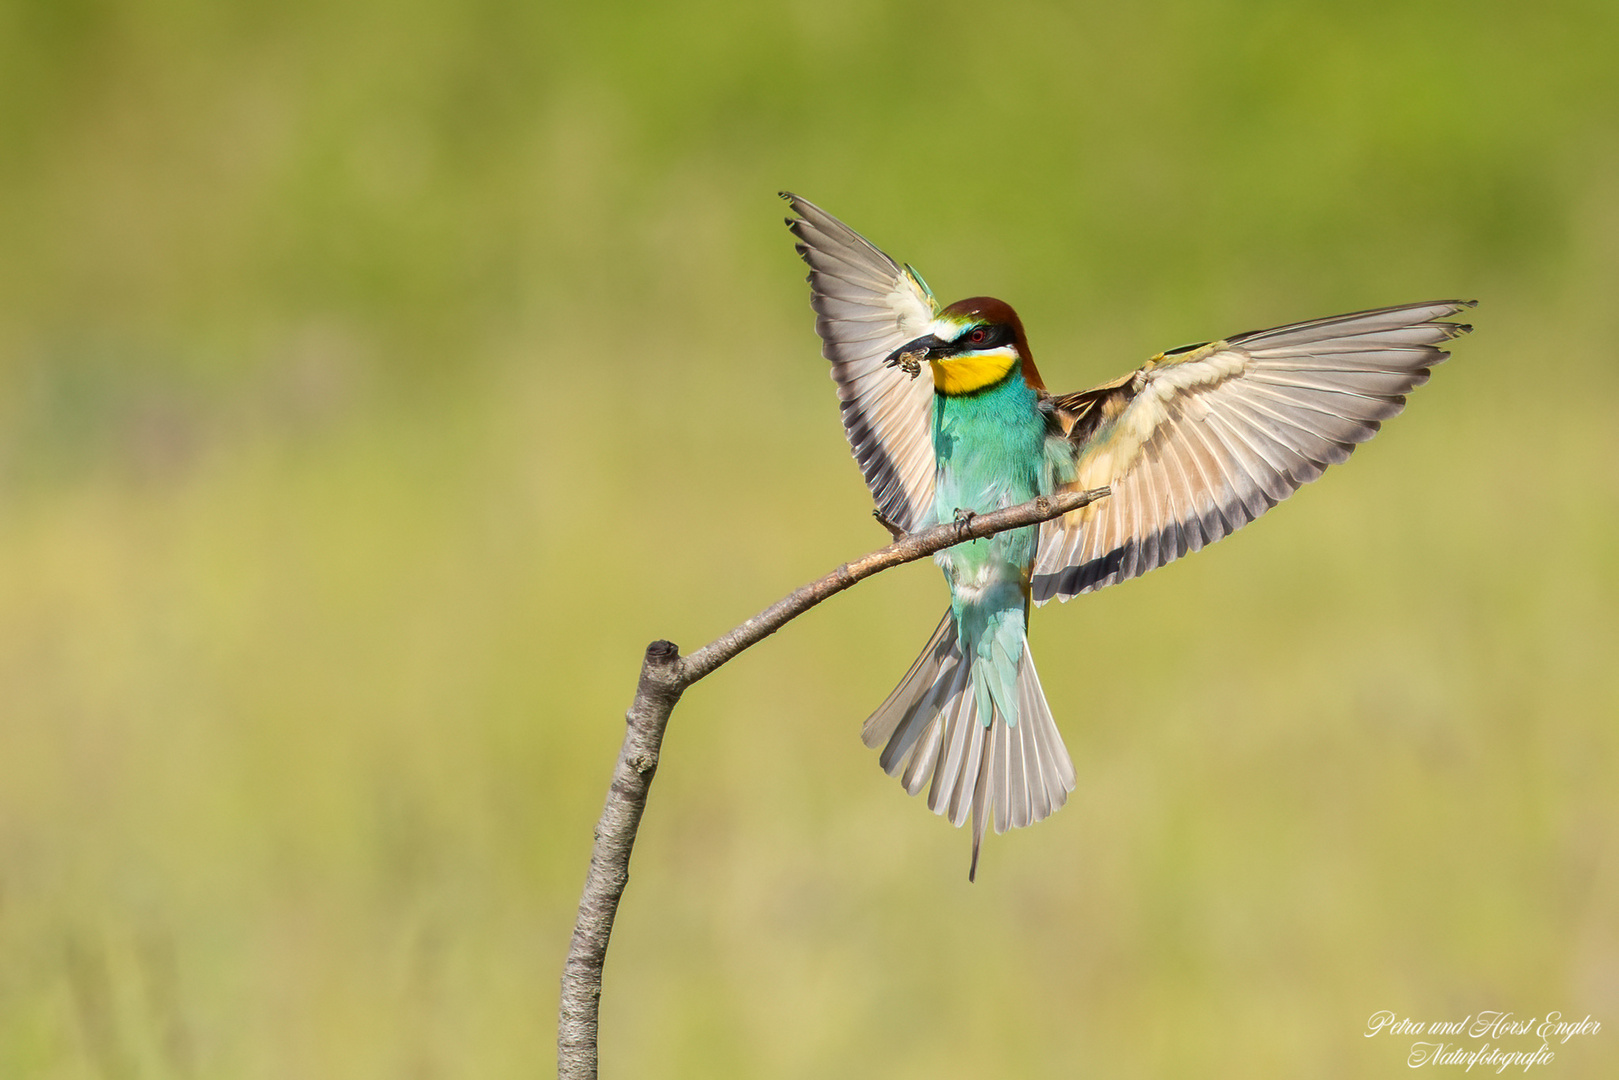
[[784, 193, 939, 533], [1032, 300, 1475, 603]]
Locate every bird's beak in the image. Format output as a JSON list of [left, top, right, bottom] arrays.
[[884, 334, 951, 380]]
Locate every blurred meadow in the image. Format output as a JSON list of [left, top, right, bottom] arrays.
[[2, 0, 1618, 1076]]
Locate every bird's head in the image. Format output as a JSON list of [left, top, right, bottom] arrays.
[[885, 297, 1045, 396]]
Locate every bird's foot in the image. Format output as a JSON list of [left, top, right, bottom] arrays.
[[872, 509, 906, 542], [952, 508, 976, 537]]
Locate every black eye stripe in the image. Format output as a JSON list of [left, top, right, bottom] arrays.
[[961, 323, 1008, 348]]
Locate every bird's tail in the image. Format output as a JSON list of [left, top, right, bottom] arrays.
[[862, 611, 1076, 880]]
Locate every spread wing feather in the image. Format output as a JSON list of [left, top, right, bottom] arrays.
[[783, 193, 939, 532], [1031, 300, 1475, 604]]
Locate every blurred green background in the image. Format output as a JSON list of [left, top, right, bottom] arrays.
[[2, 0, 1616, 1076]]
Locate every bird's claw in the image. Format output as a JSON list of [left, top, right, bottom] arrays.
[[952, 508, 976, 536]]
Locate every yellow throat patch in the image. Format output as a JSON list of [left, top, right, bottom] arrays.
[[930, 351, 1018, 396]]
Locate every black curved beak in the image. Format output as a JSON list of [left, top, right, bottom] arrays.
[[884, 334, 951, 379]]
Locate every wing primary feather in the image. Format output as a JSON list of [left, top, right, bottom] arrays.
[[786, 195, 939, 534], [1195, 411, 1278, 516], [1203, 409, 1298, 501], [1218, 393, 1341, 478]]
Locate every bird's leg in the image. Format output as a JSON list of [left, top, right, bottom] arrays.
[[952, 507, 976, 537], [872, 508, 906, 542]]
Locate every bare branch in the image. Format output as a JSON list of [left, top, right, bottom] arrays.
[[680, 486, 1110, 683], [558, 486, 1109, 1079]]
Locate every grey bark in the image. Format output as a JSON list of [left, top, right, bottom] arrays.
[[557, 486, 1109, 1079]]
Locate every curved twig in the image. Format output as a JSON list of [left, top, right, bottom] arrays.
[[557, 486, 1109, 1079]]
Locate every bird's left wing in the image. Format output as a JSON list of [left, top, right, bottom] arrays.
[[784, 194, 939, 533], [1032, 300, 1475, 604]]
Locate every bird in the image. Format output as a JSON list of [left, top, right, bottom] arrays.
[[781, 192, 1473, 880]]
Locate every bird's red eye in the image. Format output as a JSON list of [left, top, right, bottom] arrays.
[[968, 328, 987, 344]]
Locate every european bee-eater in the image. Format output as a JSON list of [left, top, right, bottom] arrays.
[[782, 193, 1473, 880]]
